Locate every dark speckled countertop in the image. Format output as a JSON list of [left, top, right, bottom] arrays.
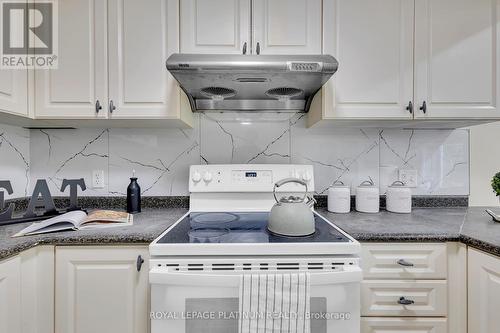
[[1, 205, 500, 261], [315, 207, 465, 242], [0, 208, 188, 260], [316, 206, 500, 257]]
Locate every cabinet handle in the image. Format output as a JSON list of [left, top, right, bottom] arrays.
[[256, 42, 261, 55], [95, 100, 102, 113], [242, 42, 247, 55], [397, 297, 415, 305], [109, 100, 116, 113], [397, 259, 414, 267], [406, 101, 413, 114], [419, 101, 427, 114], [136, 255, 145, 272]]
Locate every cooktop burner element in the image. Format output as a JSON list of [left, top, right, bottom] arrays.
[[157, 212, 351, 244]]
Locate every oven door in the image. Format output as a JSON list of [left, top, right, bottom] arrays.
[[150, 265, 361, 333]]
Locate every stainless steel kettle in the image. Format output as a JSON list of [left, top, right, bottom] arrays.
[[267, 178, 316, 237]]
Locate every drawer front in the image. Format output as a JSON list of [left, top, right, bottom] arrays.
[[361, 317, 447, 333], [361, 280, 447, 317], [361, 243, 447, 279]]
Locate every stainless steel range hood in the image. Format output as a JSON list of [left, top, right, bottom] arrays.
[[166, 54, 338, 112]]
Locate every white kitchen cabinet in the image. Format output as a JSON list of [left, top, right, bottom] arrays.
[[311, 0, 500, 125], [361, 243, 466, 333], [0, 246, 53, 333], [180, 0, 251, 54], [55, 246, 149, 333], [414, 0, 500, 119], [33, 0, 191, 126], [319, 0, 415, 119], [361, 243, 448, 279], [20, 246, 55, 333], [107, 0, 181, 119], [34, 0, 108, 119], [252, 0, 322, 54], [0, 255, 22, 333], [361, 317, 448, 333], [468, 248, 500, 333], [0, 70, 28, 117], [361, 280, 448, 317], [180, 0, 320, 55]]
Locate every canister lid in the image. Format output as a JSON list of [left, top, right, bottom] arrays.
[[330, 180, 349, 188], [389, 180, 408, 188], [358, 179, 376, 187]]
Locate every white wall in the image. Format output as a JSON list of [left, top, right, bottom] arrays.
[[469, 121, 500, 206]]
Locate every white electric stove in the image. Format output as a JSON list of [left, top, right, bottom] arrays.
[[149, 165, 361, 333]]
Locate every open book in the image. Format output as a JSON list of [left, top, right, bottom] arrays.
[[13, 210, 133, 237]]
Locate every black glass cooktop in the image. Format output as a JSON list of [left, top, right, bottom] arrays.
[[157, 212, 351, 244]]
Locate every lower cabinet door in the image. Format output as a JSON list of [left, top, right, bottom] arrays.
[[468, 248, 500, 333], [361, 317, 447, 333], [0, 256, 21, 333], [55, 246, 149, 333], [361, 280, 447, 317]]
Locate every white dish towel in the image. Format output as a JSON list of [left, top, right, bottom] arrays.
[[239, 273, 311, 333]]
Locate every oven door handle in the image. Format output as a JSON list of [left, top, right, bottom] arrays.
[[149, 266, 362, 286]]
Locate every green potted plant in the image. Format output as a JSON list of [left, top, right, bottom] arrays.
[[492, 172, 500, 203]]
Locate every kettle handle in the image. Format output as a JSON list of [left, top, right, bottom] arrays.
[[273, 178, 308, 203]]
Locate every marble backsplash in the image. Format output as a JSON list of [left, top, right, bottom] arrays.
[[2, 113, 469, 198], [0, 124, 30, 198]]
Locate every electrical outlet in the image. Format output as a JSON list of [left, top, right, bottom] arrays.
[[399, 169, 418, 188], [92, 170, 105, 189]]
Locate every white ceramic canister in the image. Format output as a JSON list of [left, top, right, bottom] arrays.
[[328, 181, 351, 213], [386, 181, 412, 213], [356, 180, 380, 213]]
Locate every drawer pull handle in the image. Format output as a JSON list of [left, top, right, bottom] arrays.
[[397, 259, 414, 267], [398, 297, 415, 305]]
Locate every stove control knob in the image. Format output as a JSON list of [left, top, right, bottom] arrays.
[[192, 171, 202, 183], [203, 171, 213, 183], [302, 171, 312, 182]]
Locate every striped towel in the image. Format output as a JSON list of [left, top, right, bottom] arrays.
[[239, 273, 310, 333]]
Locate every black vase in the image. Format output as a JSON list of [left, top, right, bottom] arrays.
[[127, 177, 141, 213]]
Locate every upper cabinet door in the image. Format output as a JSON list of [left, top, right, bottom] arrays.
[[414, 0, 500, 119], [252, 0, 322, 54], [321, 0, 414, 119], [34, 0, 107, 119], [180, 0, 251, 54], [0, 70, 28, 117], [108, 0, 180, 119]]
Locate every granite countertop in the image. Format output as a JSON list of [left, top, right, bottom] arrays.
[[0, 208, 188, 260], [316, 206, 500, 256], [315, 207, 466, 242], [1, 206, 500, 261]]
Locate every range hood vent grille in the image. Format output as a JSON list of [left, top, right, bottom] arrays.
[[265, 87, 303, 99], [200, 87, 237, 99]]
